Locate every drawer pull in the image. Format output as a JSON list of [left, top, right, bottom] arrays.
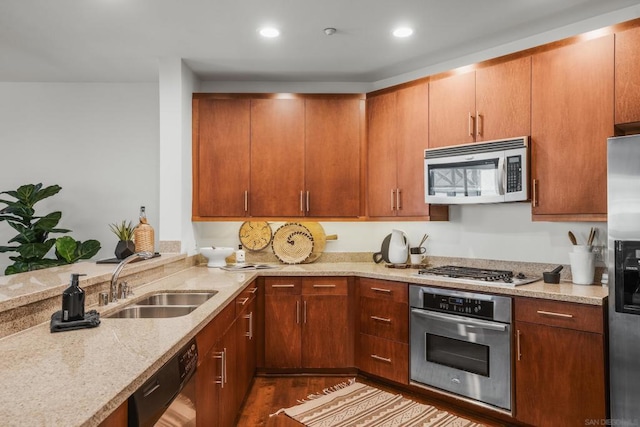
[[536, 310, 574, 318], [313, 284, 336, 288], [238, 297, 249, 306], [371, 287, 392, 294], [516, 329, 522, 361], [370, 315, 392, 323], [370, 354, 392, 363], [249, 287, 258, 294], [272, 284, 295, 288]]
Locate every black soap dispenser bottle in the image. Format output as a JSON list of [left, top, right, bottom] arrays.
[[62, 273, 86, 322]]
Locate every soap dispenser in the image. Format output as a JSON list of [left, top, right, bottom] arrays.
[[62, 273, 87, 322]]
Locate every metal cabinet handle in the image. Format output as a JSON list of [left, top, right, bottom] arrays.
[[249, 287, 258, 294], [390, 189, 395, 211], [476, 111, 482, 137], [371, 354, 392, 363], [468, 112, 474, 137], [370, 315, 392, 323], [312, 284, 336, 288], [303, 300, 307, 324], [300, 191, 304, 213], [244, 312, 253, 339], [371, 287, 392, 294], [536, 310, 574, 318], [238, 297, 249, 306], [516, 329, 522, 361], [214, 350, 225, 387], [306, 191, 310, 213], [223, 347, 227, 385], [296, 300, 300, 324], [396, 188, 402, 210], [272, 284, 295, 288], [244, 190, 248, 212], [532, 179, 539, 207]]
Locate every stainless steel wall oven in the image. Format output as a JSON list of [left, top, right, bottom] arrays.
[[409, 285, 512, 411]]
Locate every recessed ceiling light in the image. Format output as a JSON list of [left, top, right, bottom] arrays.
[[259, 27, 280, 38], [393, 27, 413, 38]]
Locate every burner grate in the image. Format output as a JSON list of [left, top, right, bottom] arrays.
[[418, 265, 515, 282]]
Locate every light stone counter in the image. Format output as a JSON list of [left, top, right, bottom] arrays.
[[0, 261, 608, 427]]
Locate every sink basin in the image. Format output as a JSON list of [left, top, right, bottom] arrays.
[[135, 291, 217, 306], [106, 305, 198, 319]]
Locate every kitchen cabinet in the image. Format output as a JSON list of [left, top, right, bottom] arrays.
[[98, 400, 127, 427], [514, 297, 607, 426], [531, 34, 613, 221], [356, 278, 409, 385], [192, 98, 251, 218], [304, 97, 362, 217], [367, 83, 448, 219], [264, 276, 353, 369], [196, 282, 259, 427], [250, 98, 306, 217], [615, 26, 640, 126], [429, 56, 531, 148]]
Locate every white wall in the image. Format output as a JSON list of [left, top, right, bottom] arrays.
[[0, 83, 159, 274]]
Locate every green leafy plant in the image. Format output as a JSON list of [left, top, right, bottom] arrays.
[[0, 183, 101, 275], [109, 220, 135, 241]]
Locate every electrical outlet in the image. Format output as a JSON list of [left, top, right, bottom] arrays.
[[592, 245, 605, 263]]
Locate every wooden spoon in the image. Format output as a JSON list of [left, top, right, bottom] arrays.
[[568, 231, 577, 245], [587, 227, 596, 246]]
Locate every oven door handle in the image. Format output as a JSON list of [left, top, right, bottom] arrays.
[[411, 308, 507, 331]]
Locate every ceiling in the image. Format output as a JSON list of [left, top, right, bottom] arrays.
[[1, 0, 640, 84]]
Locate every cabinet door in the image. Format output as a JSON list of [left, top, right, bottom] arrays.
[[615, 26, 640, 124], [302, 294, 350, 367], [396, 83, 429, 216], [217, 321, 238, 427], [305, 98, 362, 217], [531, 35, 613, 219], [250, 99, 305, 217], [476, 56, 531, 141], [264, 294, 301, 368], [367, 92, 398, 217], [194, 98, 250, 217], [515, 321, 606, 426], [429, 71, 476, 148]]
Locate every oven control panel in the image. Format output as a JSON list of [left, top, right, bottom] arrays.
[[423, 293, 494, 320]]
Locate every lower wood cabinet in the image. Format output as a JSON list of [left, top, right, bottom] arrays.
[[514, 297, 607, 426], [356, 278, 409, 385], [264, 277, 353, 369]]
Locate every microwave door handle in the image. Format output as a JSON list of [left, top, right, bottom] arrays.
[[496, 156, 506, 195], [411, 308, 507, 331]]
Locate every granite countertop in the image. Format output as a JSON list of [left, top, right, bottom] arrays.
[[0, 260, 609, 426]]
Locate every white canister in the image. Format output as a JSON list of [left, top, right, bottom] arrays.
[[569, 251, 595, 285]]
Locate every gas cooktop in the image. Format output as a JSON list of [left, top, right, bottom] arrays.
[[416, 265, 540, 286]]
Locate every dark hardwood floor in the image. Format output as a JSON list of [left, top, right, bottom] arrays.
[[236, 375, 508, 426]]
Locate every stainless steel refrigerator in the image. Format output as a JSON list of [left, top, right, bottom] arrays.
[[608, 134, 640, 424]]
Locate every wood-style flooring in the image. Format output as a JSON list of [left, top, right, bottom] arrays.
[[236, 376, 508, 426]]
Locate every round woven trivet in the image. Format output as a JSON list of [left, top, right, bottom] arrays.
[[272, 223, 314, 264]]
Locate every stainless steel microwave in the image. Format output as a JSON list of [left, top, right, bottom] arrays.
[[424, 136, 529, 204]]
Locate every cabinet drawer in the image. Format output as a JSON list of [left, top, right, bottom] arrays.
[[359, 278, 408, 303], [196, 302, 236, 365], [302, 277, 348, 295], [359, 297, 408, 343], [515, 297, 604, 334], [235, 281, 259, 313], [357, 333, 408, 385], [264, 277, 302, 295]]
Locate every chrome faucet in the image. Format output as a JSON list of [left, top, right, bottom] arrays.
[[110, 251, 154, 303]]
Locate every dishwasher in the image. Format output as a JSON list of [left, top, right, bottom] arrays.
[[128, 338, 198, 427]]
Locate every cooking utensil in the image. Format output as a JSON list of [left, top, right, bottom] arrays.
[[587, 227, 596, 247], [568, 231, 577, 245], [543, 265, 563, 284], [418, 234, 429, 248]]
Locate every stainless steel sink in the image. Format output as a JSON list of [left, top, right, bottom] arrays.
[[106, 305, 198, 318], [105, 291, 218, 318], [135, 291, 217, 306]]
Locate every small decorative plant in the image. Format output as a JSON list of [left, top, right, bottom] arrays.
[[109, 220, 135, 242], [0, 183, 101, 275]]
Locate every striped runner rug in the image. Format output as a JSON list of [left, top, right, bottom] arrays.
[[273, 379, 486, 427]]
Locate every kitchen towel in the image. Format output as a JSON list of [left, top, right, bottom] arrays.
[[50, 309, 101, 333]]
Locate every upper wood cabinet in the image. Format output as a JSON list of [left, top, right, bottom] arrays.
[[615, 26, 640, 125], [367, 83, 448, 219], [305, 98, 362, 217], [531, 35, 613, 221], [193, 95, 363, 219], [429, 56, 531, 148], [250, 98, 306, 217], [192, 98, 251, 217]]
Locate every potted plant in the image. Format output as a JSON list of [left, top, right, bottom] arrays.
[[0, 183, 101, 275], [109, 220, 136, 259]]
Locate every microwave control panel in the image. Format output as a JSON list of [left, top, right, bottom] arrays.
[[506, 155, 522, 193]]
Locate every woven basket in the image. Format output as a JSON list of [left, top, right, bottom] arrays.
[[134, 221, 155, 253], [272, 223, 314, 264]]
